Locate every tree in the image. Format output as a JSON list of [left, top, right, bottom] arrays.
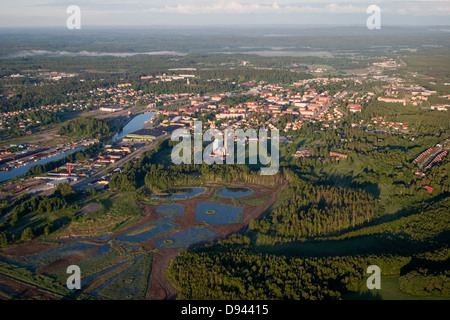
[[59, 118, 112, 140], [10, 210, 19, 227], [56, 182, 76, 197], [21, 228, 34, 241], [0, 232, 8, 247], [44, 223, 53, 236]]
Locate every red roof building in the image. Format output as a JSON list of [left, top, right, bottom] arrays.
[[424, 186, 434, 194]]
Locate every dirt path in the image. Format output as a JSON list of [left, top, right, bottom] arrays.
[[146, 248, 182, 300]]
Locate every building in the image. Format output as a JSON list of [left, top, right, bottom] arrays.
[[125, 125, 183, 141], [424, 186, 434, 194], [100, 106, 124, 112], [215, 113, 246, 120], [348, 104, 362, 113], [377, 97, 407, 105], [125, 132, 156, 141], [431, 105, 449, 111], [293, 148, 312, 158], [330, 151, 348, 160], [46, 178, 76, 187]]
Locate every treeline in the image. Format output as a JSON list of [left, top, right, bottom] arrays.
[[251, 172, 375, 242], [169, 233, 450, 299], [109, 140, 284, 192], [196, 69, 312, 84], [399, 269, 450, 296], [168, 244, 411, 300], [1, 110, 60, 138], [307, 80, 350, 96], [109, 142, 165, 191], [59, 118, 111, 140], [136, 79, 236, 95], [144, 164, 200, 191], [111, 161, 283, 192], [10, 196, 66, 225], [0, 76, 116, 112], [399, 247, 450, 296], [336, 197, 450, 242], [0, 183, 78, 246]]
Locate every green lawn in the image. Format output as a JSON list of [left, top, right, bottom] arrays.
[[344, 276, 450, 300]]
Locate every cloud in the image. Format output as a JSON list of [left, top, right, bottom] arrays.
[[6, 50, 185, 58], [0, 0, 449, 27], [144, 1, 450, 16], [145, 1, 277, 14], [380, 1, 450, 16], [145, 1, 367, 14], [287, 3, 365, 14]]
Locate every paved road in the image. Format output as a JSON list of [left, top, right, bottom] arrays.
[[72, 134, 169, 191]]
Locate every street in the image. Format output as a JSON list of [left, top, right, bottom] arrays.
[[72, 134, 169, 191]]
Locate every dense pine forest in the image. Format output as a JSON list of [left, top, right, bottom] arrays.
[[168, 237, 449, 299]]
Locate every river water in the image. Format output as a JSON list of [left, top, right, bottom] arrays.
[[0, 147, 83, 183], [0, 112, 155, 182], [112, 112, 155, 141]]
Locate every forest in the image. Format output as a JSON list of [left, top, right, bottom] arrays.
[[59, 117, 112, 140], [109, 139, 284, 192], [250, 173, 376, 241], [168, 235, 449, 299], [0, 182, 78, 245]]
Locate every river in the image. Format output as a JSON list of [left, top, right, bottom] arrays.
[[112, 112, 155, 141], [0, 112, 155, 183], [0, 147, 83, 183]]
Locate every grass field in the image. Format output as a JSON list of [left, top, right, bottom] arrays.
[[96, 253, 152, 300], [344, 276, 450, 300], [52, 193, 142, 239], [245, 196, 270, 206], [403, 49, 450, 81]]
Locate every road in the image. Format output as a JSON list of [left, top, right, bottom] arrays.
[[309, 91, 347, 120], [72, 134, 169, 191]]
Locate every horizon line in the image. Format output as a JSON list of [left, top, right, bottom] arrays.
[[1, 24, 450, 29]]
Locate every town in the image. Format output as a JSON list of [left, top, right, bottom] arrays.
[[0, 23, 449, 302], [1, 57, 449, 199]]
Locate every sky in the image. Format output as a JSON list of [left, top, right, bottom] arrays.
[[0, 0, 449, 27]]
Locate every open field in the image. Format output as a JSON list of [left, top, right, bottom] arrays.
[[344, 276, 450, 300]]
